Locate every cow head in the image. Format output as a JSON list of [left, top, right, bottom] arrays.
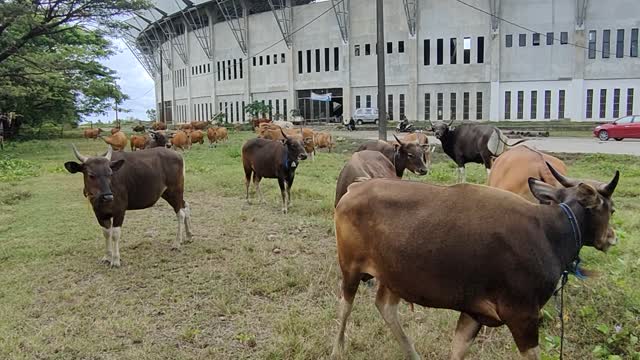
[[393, 135, 429, 175], [280, 128, 307, 164], [64, 145, 125, 206], [528, 163, 619, 252], [429, 119, 455, 139], [147, 130, 168, 148]]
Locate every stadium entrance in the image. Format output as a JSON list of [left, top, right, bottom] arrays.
[[296, 88, 343, 124]]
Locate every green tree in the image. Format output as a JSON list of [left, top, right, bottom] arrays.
[[146, 109, 157, 121], [244, 101, 272, 120]]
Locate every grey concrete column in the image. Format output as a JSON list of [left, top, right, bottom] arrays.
[[243, 5, 251, 121], [185, 33, 192, 124], [342, 0, 352, 123], [570, 30, 586, 121], [207, 7, 217, 115], [489, 31, 501, 121], [407, 37, 418, 121], [170, 44, 176, 125]]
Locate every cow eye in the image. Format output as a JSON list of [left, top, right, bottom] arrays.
[[408, 154, 414, 158], [88, 174, 96, 180]]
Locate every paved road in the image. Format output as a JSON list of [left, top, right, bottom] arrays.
[[333, 130, 640, 156]]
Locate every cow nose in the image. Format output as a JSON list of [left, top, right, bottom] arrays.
[[102, 194, 114, 202], [299, 153, 308, 160]]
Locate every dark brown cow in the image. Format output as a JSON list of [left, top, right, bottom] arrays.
[[242, 131, 308, 214], [334, 150, 398, 207], [64, 145, 192, 267], [151, 121, 167, 131], [331, 164, 619, 360], [83, 128, 103, 140], [355, 136, 430, 177], [190, 121, 209, 130], [147, 130, 169, 149]]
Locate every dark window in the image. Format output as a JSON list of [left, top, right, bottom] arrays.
[[517, 91, 524, 119], [398, 41, 405, 53], [219, 102, 222, 114], [222, 61, 226, 80], [616, 29, 625, 58], [242, 101, 246, 122], [533, 33, 540, 46], [283, 99, 287, 120], [266, 55, 270, 65], [281, 53, 285, 63], [477, 37, 485, 63], [425, 93, 431, 120], [275, 99, 280, 118], [449, 93, 457, 120], [325, 48, 330, 71], [505, 91, 511, 119], [230, 102, 234, 123], [227, 60, 231, 79], [274, 54, 278, 64], [600, 89, 607, 118], [463, 37, 471, 64], [559, 90, 566, 119], [355, 95, 361, 109], [240, 58, 243, 79], [259, 56, 263, 66], [603, 29, 611, 58], [463, 92, 469, 120], [315, 49, 320, 72], [613, 89, 620, 118], [387, 42, 393, 54], [233, 59, 237, 79], [588, 30, 596, 59], [437, 38, 444, 64], [388, 94, 393, 120], [586, 89, 594, 118], [450, 38, 457, 64], [366, 95, 371, 108], [334, 47, 339, 70], [298, 51, 303, 73], [506, 34, 513, 48], [560, 32, 568, 44], [437, 93, 444, 120], [399, 94, 405, 119], [627, 89, 634, 116], [306, 50, 311, 72], [354, 44, 360, 56], [544, 90, 551, 119], [476, 92, 483, 120], [632, 29, 639, 57], [519, 34, 526, 47], [207, 63, 211, 73], [531, 91, 537, 119], [252, 57, 256, 66], [224, 102, 228, 121], [546, 32, 554, 45], [424, 39, 430, 65], [268, 100, 273, 120], [365, 44, 371, 55]]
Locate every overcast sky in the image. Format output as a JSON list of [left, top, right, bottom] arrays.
[[85, 38, 155, 124]]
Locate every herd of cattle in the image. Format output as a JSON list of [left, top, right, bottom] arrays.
[[66, 119, 620, 360]]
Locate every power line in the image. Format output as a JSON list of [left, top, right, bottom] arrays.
[[454, 0, 632, 59]]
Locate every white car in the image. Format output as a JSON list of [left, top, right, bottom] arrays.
[[353, 108, 379, 125]]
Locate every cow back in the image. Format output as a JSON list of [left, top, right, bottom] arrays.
[[355, 140, 395, 164], [335, 150, 397, 207], [242, 138, 287, 179]]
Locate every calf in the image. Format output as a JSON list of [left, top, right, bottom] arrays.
[[242, 130, 308, 213], [130, 134, 148, 151], [83, 128, 103, 140], [332, 164, 619, 360], [64, 145, 192, 267], [170, 130, 191, 151], [355, 135, 430, 177], [430, 120, 526, 183], [215, 127, 228, 142], [314, 131, 335, 153], [334, 150, 398, 207], [189, 130, 205, 145], [207, 127, 218, 147], [101, 131, 128, 151]]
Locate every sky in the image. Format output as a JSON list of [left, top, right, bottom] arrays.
[[84, 38, 155, 124]]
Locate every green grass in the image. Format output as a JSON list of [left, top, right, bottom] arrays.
[[0, 131, 638, 359]]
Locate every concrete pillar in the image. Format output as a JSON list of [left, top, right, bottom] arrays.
[[571, 30, 586, 121], [489, 31, 501, 121], [207, 8, 217, 116], [341, 0, 352, 123], [407, 37, 418, 121], [286, 0, 296, 121], [185, 32, 192, 124], [169, 45, 176, 125], [243, 5, 251, 122]]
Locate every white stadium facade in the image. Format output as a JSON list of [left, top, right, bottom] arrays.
[[123, 0, 640, 125]]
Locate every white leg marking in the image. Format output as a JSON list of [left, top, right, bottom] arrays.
[[520, 346, 540, 359], [174, 209, 186, 249], [101, 227, 112, 264], [111, 227, 121, 267], [331, 296, 354, 360], [184, 202, 193, 241], [486, 168, 491, 176], [376, 300, 421, 360]]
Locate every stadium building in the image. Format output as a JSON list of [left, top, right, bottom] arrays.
[[123, 0, 640, 124]]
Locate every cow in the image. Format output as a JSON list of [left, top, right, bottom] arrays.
[[101, 131, 128, 151], [147, 130, 169, 149], [63, 145, 193, 267], [110, 127, 121, 135], [430, 120, 526, 183], [334, 150, 398, 207], [489, 145, 568, 203], [355, 135, 430, 177], [273, 120, 295, 129], [215, 127, 228, 142], [242, 130, 308, 214], [169, 130, 191, 151], [251, 118, 271, 130], [189, 130, 205, 145], [403, 131, 428, 145], [178, 123, 193, 131], [257, 124, 315, 159], [151, 121, 167, 131], [132, 123, 146, 133], [191, 121, 209, 130], [314, 131, 335, 153], [331, 164, 620, 360], [207, 127, 218, 147], [83, 128, 103, 140], [130, 134, 148, 151], [285, 127, 315, 160]]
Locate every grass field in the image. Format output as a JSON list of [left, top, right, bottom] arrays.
[[0, 132, 638, 360]]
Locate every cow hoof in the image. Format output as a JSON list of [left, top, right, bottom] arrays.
[[282, 208, 288, 214], [100, 256, 111, 264], [171, 244, 181, 251], [110, 259, 121, 268], [185, 234, 193, 243]]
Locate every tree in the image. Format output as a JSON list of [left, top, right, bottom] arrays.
[[146, 109, 157, 122], [244, 101, 272, 120]]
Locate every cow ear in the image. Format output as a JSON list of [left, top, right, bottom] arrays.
[[110, 159, 125, 172], [64, 161, 83, 174], [576, 183, 602, 209], [528, 178, 561, 204]]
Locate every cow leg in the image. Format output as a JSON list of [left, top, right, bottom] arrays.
[[253, 175, 265, 204], [287, 175, 295, 206], [277, 177, 288, 214], [330, 272, 361, 360], [457, 167, 466, 183], [505, 314, 540, 360], [244, 170, 252, 203], [450, 312, 482, 360], [183, 201, 193, 242], [100, 221, 113, 264], [375, 285, 421, 360], [110, 215, 124, 268]]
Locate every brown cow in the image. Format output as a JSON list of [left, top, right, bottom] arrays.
[[151, 121, 167, 131], [83, 128, 103, 140], [189, 130, 205, 145], [314, 131, 335, 153], [207, 127, 218, 147], [64, 145, 192, 267], [331, 165, 620, 360], [179, 123, 193, 131], [110, 127, 121, 135], [215, 127, 228, 142], [489, 145, 568, 203], [334, 150, 397, 207], [169, 130, 191, 151], [355, 136, 430, 177], [259, 124, 315, 160], [101, 131, 128, 151], [403, 131, 428, 145], [191, 121, 209, 130], [130, 134, 148, 151], [242, 130, 308, 214]]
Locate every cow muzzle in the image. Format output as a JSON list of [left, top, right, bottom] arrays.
[[100, 193, 114, 202], [298, 153, 308, 161]]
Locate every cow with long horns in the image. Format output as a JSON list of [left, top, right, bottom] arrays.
[[64, 145, 192, 267]]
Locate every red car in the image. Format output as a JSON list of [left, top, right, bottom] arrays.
[[593, 115, 640, 141]]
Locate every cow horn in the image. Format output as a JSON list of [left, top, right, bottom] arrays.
[[600, 170, 620, 197], [426, 119, 434, 128], [546, 161, 579, 188], [280, 127, 289, 140], [447, 118, 455, 127], [71, 144, 88, 163], [102, 146, 113, 161], [393, 134, 403, 145]]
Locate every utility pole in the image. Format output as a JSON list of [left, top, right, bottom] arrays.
[[376, 0, 386, 141], [159, 47, 165, 123]]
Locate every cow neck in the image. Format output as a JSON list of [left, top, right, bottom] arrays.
[[282, 144, 291, 171], [439, 130, 456, 158], [392, 150, 405, 177], [544, 201, 585, 271]]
